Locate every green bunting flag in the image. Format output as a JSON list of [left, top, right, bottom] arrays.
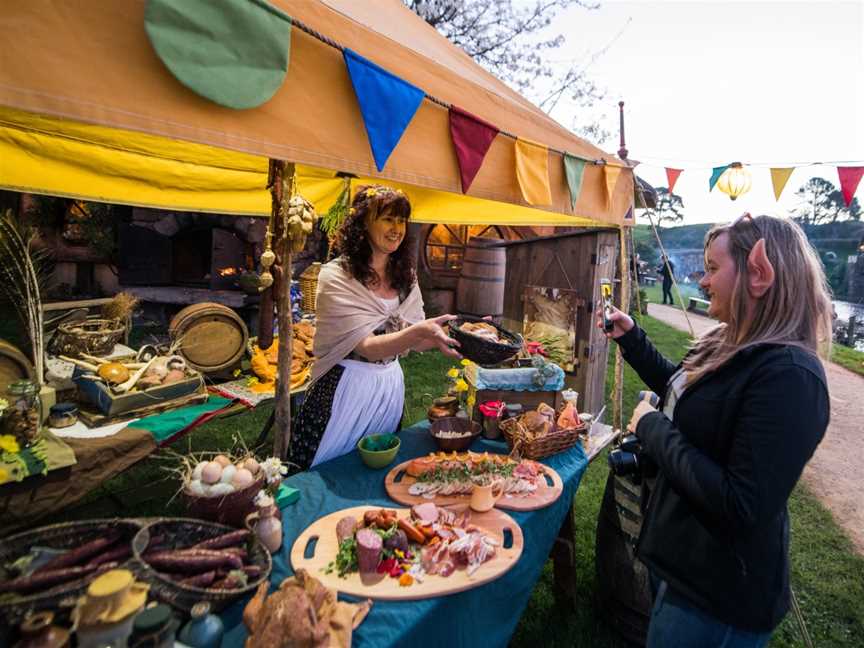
[[563, 155, 587, 209], [709, 165, 730, 191]]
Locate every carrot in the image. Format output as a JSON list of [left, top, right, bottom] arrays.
[[180, 571, 217, 588], [87, 544, 131, 567], [192, 530, 250, 551], [35, 534, 120, 573], [397, 518, 426, 544], [0, 564, 101, 594], [144, 550, 241, 573]]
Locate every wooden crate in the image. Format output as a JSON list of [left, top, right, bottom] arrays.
[[74, 371, 204, 417]]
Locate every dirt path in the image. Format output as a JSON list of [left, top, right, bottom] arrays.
[[646, 303, 864, 555]]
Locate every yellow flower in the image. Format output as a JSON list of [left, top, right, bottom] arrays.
[[460, 359, 472, 367], [0, 467, 8, 484], [0, 435, 20, 454], [365, 188, 378, 197], [454, 379, 468, 393], [232, 368, 242, 378], [466, 394, 476, 409], [446, 368, 460, 379]]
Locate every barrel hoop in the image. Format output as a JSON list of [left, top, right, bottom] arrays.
[[458, 274, 505, 283], [461, 257, 504, 267]]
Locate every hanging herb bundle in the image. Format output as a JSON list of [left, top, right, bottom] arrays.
[[319, 178, 351, 239]]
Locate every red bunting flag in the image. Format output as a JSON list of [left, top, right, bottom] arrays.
[[837, 167, 864, 207], [448, 106, 500, 193], [665, 168, 682, 194]]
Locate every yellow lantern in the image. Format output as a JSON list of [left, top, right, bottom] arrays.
[[717, 162, 752, 201]]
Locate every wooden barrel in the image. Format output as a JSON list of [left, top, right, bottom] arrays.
[[169, 303, 249, 375], [456, 238, 506, 318], [595, 471, 652, 646], [0, 339, 35, 398]]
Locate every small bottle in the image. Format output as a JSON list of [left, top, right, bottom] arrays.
[[130, 604, 176, 648], [178, 602, 224, 648]]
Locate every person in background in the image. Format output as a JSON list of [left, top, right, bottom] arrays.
[[658, 254, 675, 305], [289, 185, 461, 469], [599, 213, 831, 647]]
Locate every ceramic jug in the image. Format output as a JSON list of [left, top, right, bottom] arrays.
[[470, 481, 504, 512], [246, 501, 283, 553], [178, 602, 224, 648], [14, 611, 69, 648]]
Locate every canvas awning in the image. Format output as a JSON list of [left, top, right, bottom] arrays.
[[0, 0, 634, 226]]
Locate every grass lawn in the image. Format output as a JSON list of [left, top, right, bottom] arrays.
[[830, 343, 864, 378], [49, 317, 864, 647]]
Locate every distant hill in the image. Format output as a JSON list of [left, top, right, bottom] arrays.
[[633, 220, 864, 298]]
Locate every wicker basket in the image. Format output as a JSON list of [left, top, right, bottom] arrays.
[[132, 518, 272, 613], [299, 262, 322, 313], [0, 519, 141, 626], [183, 475, 265, 528], [448, 316, 523, 366], [52, 318, 125, 358], [500, 415, 586, 460]]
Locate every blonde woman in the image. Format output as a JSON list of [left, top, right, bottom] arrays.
[[600, 214, 831, 647]]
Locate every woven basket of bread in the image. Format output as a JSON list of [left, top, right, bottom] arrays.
[[500, 402, 586, 460]]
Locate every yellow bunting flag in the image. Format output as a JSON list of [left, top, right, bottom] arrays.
[[604, 164, 623, 205], [770, 167, 795, 201], [515, 138, 552, 206]]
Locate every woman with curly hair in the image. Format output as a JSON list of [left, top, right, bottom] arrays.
[[289, 185, 461, 469]]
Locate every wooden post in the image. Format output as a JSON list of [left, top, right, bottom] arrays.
[[268, 159, 295, 460]]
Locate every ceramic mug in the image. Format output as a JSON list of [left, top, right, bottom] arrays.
[[470, 481, 504, 512]]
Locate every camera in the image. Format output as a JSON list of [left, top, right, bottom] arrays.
[[607, 433, 657, 483]]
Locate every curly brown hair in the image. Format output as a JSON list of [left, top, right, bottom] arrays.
[[332, 185, 416, 293]]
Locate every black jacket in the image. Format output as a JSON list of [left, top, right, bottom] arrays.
[[617, 324, 829, 632]]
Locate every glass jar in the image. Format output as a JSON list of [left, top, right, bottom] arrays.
[[5, 380, 41, 446]]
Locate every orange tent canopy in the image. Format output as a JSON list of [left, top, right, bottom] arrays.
[[0, 0, 633, 225]]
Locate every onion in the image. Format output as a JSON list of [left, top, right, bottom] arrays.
[[201, 461, 223, 484], [214, 454, 232, 467], [209, 483, 235, 497], [232, 468, 254, 490], [192, 461, 207, 482], [219, 464, 237, 484]]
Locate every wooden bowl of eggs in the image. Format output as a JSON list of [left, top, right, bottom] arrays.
[[183, 454, 266, 528]]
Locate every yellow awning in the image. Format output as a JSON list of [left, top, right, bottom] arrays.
[[0, 106, 608, 227]]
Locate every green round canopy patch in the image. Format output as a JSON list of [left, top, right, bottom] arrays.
[[145, 0, 291, 110]]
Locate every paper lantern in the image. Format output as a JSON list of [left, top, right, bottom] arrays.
[[716, 162, 752, 201]]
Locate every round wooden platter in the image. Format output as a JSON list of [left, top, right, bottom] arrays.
[[290, 505, 523, 601], [384, 459, 563, 512]]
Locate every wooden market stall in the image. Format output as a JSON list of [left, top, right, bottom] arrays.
[[0, 2, 643, 644]]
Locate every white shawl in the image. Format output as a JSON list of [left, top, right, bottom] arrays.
[[310, 259, 425, 383]]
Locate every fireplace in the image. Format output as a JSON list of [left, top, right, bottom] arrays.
[[119, 223, 249, 291]]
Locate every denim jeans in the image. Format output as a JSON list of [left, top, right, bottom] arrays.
[[647, 580, 772, 648]]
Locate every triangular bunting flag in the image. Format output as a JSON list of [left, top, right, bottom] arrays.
[[604, 165, 623, 205], [770, 168, 795, 201], [838, 167, 864, 207], [515, 138, 552, 206], [665, 168, 682, 194], [709, 164, 730, 191], [449, 106, 499, 193], [563, 154, 587, 209], [343, 48, 425, 172]]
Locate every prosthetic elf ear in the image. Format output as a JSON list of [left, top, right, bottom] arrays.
[[746, 238, 775, 298]]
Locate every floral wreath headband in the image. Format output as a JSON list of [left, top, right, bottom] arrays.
[[349, 185, 407, 216]]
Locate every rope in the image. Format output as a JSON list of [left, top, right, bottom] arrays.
[[643, 210, 696, 338], [790, 588, 815, 648]]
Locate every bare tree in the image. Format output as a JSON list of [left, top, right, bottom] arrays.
[[406, 0, 611, 142], [792, 177, 862, 225], [642, 187, 685, 228]]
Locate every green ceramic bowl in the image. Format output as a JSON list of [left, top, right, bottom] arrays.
[[357, 434, 401, 469]]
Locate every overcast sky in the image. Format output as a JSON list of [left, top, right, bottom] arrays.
[[545, 0, 864, 225]]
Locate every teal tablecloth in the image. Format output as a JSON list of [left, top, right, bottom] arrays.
[[220, 421, 589, 648]]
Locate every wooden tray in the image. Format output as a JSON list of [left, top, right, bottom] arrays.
[[384, 459, 563, 511], [290, 505, 523, 601]]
